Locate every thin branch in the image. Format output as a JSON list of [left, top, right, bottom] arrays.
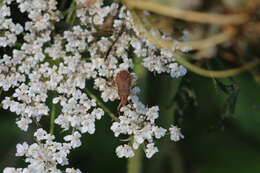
[[123, 0, 249, 25], [174, 53, 260, 78], [105, 24, 125, 60], [127, 141, 142, 173], [176, 29, 235, 51], [139, 11, 236, 51], [130, 10, 260, 78], [49, 102, 56, 135], [83, 88, 119, 122]]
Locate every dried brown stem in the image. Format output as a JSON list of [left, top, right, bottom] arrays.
[[123, 0, 249, 25]]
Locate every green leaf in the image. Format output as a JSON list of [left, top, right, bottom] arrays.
[[222, 87, 239, 118]]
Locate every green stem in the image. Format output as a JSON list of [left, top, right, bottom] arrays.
[[83, 88, 119, 122], [169, 145, 184, 173], [127, 145, 142, 173], [0, 88, 3, 109], [127, 55, 147, 173], [49, 103, 56, 135], [66, 0, 76, 25]]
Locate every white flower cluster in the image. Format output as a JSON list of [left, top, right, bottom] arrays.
[[4, 128, 82, 173], [75, 1, 185, 158], [1, 0, 186, 171], [130, 22, 188, 78], [112, 96, 183, 158], [54, 93, 104, 134], [0, 2, 23, 47], [18, 0, 60, 32]]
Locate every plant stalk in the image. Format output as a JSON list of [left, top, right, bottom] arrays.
[[83, 88, 119, 122], [127, 146, 142, 173], [127, 53, 148, 173], [50, 102, 56, 135]]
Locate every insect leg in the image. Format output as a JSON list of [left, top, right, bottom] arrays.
[[117, 101, 122, 117]]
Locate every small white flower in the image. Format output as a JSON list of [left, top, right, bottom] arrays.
[[65, 168, 82, 173], [153, 126, 166, 139], [146, 106, 159, 123], [34, 128, 47, 141], [134, 134, 144, 144], [133, 134, 144, 150], [16, 117, 32, 131], [131, 87, 140, 95], [116, 144, 134, 158], [16, 142, 28, 157], [53, 97, 60, 104], [169, 125, 184, 142], [145, 143, 158, 158], [3, 167, 18, 173], [111, 122, 121, 137], [91, 108, 104, 120], [1, 97, 12, 109], [64, 131, 82, 148]]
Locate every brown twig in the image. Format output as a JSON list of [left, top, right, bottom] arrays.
[[129, 9, 260, 78], [105, 24, 125, 60]]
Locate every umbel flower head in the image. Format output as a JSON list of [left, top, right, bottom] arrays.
[[1, 0, 185, 172]]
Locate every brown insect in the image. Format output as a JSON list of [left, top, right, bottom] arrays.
[[115, 70, 133, 116]]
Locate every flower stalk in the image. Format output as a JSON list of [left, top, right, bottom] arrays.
[[49, 102, 56, 135], [84, 88, 119, 122], [126, 54, 148, 173], [127, 145, 142, 173]]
